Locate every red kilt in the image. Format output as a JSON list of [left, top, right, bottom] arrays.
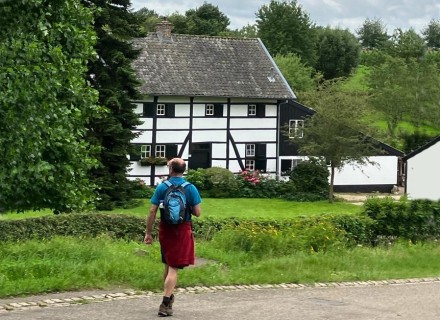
[[158, 221, 195, 268]]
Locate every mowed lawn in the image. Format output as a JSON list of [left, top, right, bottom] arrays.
[[0, 198, 362, 221]]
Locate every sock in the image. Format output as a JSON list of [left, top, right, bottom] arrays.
[[162, 296, 171, 306]]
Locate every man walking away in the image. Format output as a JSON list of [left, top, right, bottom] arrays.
[[144, 158, 202, 317]]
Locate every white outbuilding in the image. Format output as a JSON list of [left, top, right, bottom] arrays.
[[403, 135, 440, 201]]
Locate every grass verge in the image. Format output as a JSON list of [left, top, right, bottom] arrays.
[[1, 236, 439, 298]]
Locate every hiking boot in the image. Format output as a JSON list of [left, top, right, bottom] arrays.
[[169, 294, 175, 310], [158, 303, 173, 317]]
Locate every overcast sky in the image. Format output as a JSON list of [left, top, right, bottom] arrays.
[[131, 0, 439, 35]]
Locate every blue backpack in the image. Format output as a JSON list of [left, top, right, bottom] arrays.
[[161, 180, 191, 224]]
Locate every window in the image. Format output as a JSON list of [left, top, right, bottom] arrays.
[[281, 158, 304, 176], [245, 160, 255, 171], [246, 144, 255, 157], [141, 145, 151, 158], [157, 104, 165, 116], [205, 104, 214, 116], [155, 145, 166, 158], [248, 104, 256, 116], [289, 120, 304, 138], [248, 104, 265, 117]]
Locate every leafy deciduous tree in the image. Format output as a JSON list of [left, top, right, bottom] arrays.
[[315, 27, 361, 80], [185, 2, 230, 36], [0, 0, 100, 212], [274, 53, 321, 94], [256, 0, 317, 67], [293, 80, 377, 202]]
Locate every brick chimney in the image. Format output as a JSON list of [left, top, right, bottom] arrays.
[[156, 17, 173, 39]]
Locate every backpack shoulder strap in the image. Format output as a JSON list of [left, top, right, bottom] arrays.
[[181, 182, 191, 188], [163, 180, 172, 188]]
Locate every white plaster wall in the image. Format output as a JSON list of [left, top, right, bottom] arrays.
[[228, 160, 243, 173], [230, 105, 248, 117], [266, 159, 276, 172], [193, 118, 227, 129], [192, 130, 227, 143], [230, 118, 276, 129], [156, 131, 188, 144], [230, 130, 277, 142], [212, 160, 227, 168], [175, 105, 190, 117], [265, 105, 277, 117], [212, 143, 227, 158], [134, 103, 143, 115], [332, 156, 398, 185], [157, 118, 189, 129], [406, 141, 440, 200], [137, 118, 153, 130], [132, 131, 153, 143]]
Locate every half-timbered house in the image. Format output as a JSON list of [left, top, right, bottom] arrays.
[[129, 19, 403, 192]]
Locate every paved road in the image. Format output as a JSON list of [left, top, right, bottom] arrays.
[[1, 281, 439, 320]]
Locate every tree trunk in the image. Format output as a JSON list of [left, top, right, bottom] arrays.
[[329, 165, 335, 203]]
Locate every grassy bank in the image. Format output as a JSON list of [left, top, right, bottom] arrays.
[[1, 236, 439, 298], [0, 198, 362, 221]]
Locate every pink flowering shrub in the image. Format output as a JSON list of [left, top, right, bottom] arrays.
[[238, 170, 262, 185]]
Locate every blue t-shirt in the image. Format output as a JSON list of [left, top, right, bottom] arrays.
[[150, 177, 202, 220]]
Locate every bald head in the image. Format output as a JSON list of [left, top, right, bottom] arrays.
[[168, 158, 186, 175]]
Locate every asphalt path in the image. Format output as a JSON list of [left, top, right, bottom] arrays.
[[1, 281, 439, 320]]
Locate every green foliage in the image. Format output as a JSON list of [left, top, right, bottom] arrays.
[[289, 159, 329, 194], [400, 131, 438, 154], [422, 19, 440, 49], [295, 79, 377, 201], [315, 27, 361, 79], [359, 50, 391, 67], [257, 0, 317, 67], [367, 55, 440, 139], [130, 179, 155, 199], [83, 0, 143, 211], [139, 157, 167, 166], [274, 53, 321, 93], [0, 0, 100, 213], [387, 28, 426, 60], [0, 214, 146, 242], [363, 197, 440, 242], [165, 2, 230, 36], [356, 18, 390, 49], [185, 2, 230, 36]]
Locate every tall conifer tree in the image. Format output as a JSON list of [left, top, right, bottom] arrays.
[[82, 0, 142, 210]]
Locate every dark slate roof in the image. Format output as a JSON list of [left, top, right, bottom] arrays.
[[132, 34, 296, 100], [402, 135, 440, 160]]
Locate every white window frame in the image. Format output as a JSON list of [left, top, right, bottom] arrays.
[[141, 145, 151, 158], [157, 103, 166, 116], [205, 104, 214, 116], [291, 158, 303, 170], [246, 144, 255, 157], [289, 119, 304, 138], [155, 145, 165, 158], [245, 159, 255, 171], [248, 104, 257, 116]]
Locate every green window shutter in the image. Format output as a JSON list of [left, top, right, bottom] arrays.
[[255, 159, 267, 171], [143, 103, 154, 117], [165, 144, 178, 158], [214, 103, 223, 117], [256, 143, 266, 158], [165, 103, 175, 117], [256, 104, 265, 118]]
